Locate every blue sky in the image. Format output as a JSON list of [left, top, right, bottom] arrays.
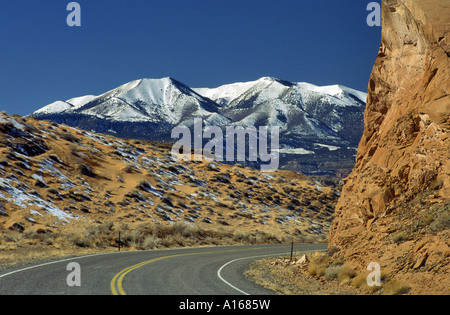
[[0, 0, 381, 115]]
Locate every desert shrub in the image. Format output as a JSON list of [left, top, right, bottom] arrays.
[[0, 159, 11, 167], [98, 222, 114, 234], [122, 164, 141, 174], [34, 176, 48, 188], [306, 252, 322, 276], [337, 264, 357, 284], [23, 230, 55, 246], [136, 180, 156, 192], [60, 132, 80, 143], [84, 224, 100, 237], [383, 279, 410, 295], [71, 233, 93, 248], [172, 222, 198, 237], [324, 265, 342, 280], [430, 213, 450, 232], [307, 262, 318, 277], [352, 273, 368, 289], [23, 122, 40, 134], [125, 190, 147, 203], [69, 191, 92, 202], [142, 235, 160, 249], [79, 163, 96, 177], [121, 230, 143, 246], [390, 230, 409, 243], [159, 235, 176, 247], [350, 273, 379, 293], [201, 235, 221, 245], [48, 154, 63, 164], [419, 213, 435, 227]]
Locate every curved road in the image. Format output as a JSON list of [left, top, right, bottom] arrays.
[[0, 243, 326, 295]]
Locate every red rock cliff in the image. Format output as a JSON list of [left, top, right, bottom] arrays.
[[329, 0, 450, 294]]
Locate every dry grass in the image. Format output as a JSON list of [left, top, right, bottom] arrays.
[[0, 221, 286, 267], [337, 264, 357, 284], [246, 251, 412, 295], [245, 255, 356, 295], [383, 279, 411, 295]]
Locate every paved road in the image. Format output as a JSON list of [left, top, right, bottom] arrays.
[[0, 243, 326, 295]]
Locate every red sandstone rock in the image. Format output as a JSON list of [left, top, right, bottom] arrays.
[[329, 0, 450, 295]]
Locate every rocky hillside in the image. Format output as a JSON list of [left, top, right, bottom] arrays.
[[329, 0, 450, 294], [0, 111, 340, 264]]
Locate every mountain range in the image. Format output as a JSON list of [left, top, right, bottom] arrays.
[[31, 77, 367, 177]]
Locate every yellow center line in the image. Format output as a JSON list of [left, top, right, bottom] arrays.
[[111, 254, 185, 295], [110, 247, 262, 295]]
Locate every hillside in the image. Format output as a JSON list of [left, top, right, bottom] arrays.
[[329, 0, 450, 294], [0, 111, 340, 265]]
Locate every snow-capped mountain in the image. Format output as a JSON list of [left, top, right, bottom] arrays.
[[31, 77, 367, 176], [194, 77, 366, 144], [34, 78, 216, 122]]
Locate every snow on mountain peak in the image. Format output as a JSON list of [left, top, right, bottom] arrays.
[[33, 101, 74, 115], [258, 76, 277, 82], [296, 82, 367, 106]]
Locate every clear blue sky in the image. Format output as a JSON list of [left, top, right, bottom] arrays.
[[0, 0, 381, 115]]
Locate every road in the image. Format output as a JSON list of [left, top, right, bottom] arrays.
[[0, 243, 326, 295]]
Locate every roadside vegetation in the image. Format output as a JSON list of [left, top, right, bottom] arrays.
[[245, 250, 411, 295], [0, 221, 324, 268]]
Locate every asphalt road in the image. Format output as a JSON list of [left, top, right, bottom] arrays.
[[0, 243, 326, 295]]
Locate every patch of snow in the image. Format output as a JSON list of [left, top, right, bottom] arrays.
[[315, 143, 341, 151], [277, 147, 315, 155], [0, 114, 26, 131], [0, 177, 73, 222]]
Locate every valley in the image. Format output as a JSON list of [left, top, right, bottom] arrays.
[[0, 111, 340, 266]]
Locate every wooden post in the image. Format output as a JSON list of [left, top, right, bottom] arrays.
[[290, 241, 294, 261]]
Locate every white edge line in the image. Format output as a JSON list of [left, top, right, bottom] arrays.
[[217, 252, 286, 296], [0, 252, 111, 280]]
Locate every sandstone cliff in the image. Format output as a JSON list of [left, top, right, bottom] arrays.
[[329, 0, 450, 294]]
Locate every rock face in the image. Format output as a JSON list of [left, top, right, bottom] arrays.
[[329, 0, 450, 294]]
